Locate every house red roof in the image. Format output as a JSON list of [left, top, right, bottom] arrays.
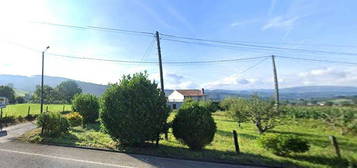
[[176, 89, 204, 96]]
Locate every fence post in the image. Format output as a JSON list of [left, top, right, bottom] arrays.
[[62, 105, 65, 113], [329, 135, 341, 158], [46, 106, 48, 113], [27, 106, 31, 117], [233, 130, 240, 153]]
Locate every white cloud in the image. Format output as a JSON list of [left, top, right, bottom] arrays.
[[150, 73, 198, 89], [231, 19, 259, 27], [203, 73, 263, 90], [262, 16, 299, 30]]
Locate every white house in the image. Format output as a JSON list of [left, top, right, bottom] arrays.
[[167, 88, 206, 109]]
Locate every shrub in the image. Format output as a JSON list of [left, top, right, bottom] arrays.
[[199, 100, 219, 113], [72, 94, 99, 125], [100, 72, 169, 146], [65, 112, 83, 127], [172, 101, 216, 150], [259, 134, 310, 156], [37, 112, 70, 137]]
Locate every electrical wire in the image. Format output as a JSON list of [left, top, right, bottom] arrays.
[[160, 33, 357, 56]]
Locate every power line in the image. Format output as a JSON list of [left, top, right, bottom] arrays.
[[140, 37, 155, 61], [277, 55, 357, 65], [33, 21, 357, 55], [47, 52, 269, 64], [32, 22, 154, 36], [239, 57, 269, 74], [160, 33, 357, 56]]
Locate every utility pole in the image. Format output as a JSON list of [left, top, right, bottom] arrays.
[[155, 31, 165, 93], [271, 55, 280, 109], [40, 46, 50, 114]]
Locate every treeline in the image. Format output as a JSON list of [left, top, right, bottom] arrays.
[[0, 80, 82, 104]]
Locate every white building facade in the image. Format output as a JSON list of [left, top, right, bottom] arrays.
[[167, 88, 206, 109]]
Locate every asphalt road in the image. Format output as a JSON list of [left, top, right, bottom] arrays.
[[0, 123, 259, 168]]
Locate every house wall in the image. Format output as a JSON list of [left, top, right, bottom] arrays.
[[168, 91, 184, 102]]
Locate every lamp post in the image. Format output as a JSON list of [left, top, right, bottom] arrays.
[[40, 46, 50, 114]]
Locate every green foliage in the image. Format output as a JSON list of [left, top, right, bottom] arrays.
[[72, 94, 99, 125], [282, 105, 357, 135], [0, 85, 15, 104], [199, 100, 219, 113], [56, 80, 82, 103], [37, 112, 70, 137], [322, 108, 357, 135], [15, 96, 25, 104], [259, 134, 310, 156], [100, 72, 169, 146], [226, 98, 249, 127], [172, 101, 216, 150], [226, 96, 280, 134], [65, 112, 83, 127], [32, 85, 64, 104], [219, 97, 240, 110]]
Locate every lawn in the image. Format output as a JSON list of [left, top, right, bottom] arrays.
[[20, 111, 357, 168], [1, 104, 72, 117]]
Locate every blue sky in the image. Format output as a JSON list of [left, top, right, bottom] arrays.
[[1, 0, 357, 90]]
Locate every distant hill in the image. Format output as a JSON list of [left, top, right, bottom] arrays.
[[206, 86, 357, 100], [0, 74, 107, 96], [2, 74, 357, 100]]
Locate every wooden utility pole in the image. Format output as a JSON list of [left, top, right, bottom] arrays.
[[155, 31, 166, 146], [271, 55, 280, 109], [155, 31, 165, 93]]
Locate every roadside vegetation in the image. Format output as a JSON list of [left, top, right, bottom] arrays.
[[16, 72, 356, 168]]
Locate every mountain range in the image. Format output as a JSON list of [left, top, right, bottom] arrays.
[[1, 74, 357, 100]]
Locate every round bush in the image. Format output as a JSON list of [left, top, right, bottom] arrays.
[[37, 112, 70, 137], [100, 72, 169, 146], [65, 112, 83, 127], [259, 134, 310, 156], [172, 101, 217, 150], [72, 94, 99, 124]]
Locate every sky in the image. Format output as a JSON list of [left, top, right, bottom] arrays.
[[1, 0, 357, 90]]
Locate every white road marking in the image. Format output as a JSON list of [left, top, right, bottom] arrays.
[[0, 148, 136, 168]]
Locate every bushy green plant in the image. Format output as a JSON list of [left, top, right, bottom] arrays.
[[227, 96, 280, 134], [322, 108, 357, 135], [37, 112, 70, 137], [172, 101, 216, 150], [100, 72, 169, 146], [65, 112, 83, 127], [199, 100, 219, 113], [259, 134, 310, 156], [227, 98, 249, 127], [72, 94, 99, 125]]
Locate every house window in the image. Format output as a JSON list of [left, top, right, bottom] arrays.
[[173, 104, 177, 109]]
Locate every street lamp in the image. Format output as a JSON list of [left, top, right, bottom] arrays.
[[40, 46, 50, 114]]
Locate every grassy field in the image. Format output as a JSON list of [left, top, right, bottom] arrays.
[[20, 111, 357, 168], [1, 104, 72, 117]]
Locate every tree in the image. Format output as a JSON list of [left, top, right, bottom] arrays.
[[15, 96, 25, 104], [0, 85, 15, 104], [100, 72, 169, 146], [32, 85, 62, 104], [172, 101, 216, 150], [72, 94, 99, 125], [56, 80, 82, 103], [229, 96, 280, 134]]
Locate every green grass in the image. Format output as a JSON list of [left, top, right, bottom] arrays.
[[21, 111, 357, 168], [2, 104, 72, 117]]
